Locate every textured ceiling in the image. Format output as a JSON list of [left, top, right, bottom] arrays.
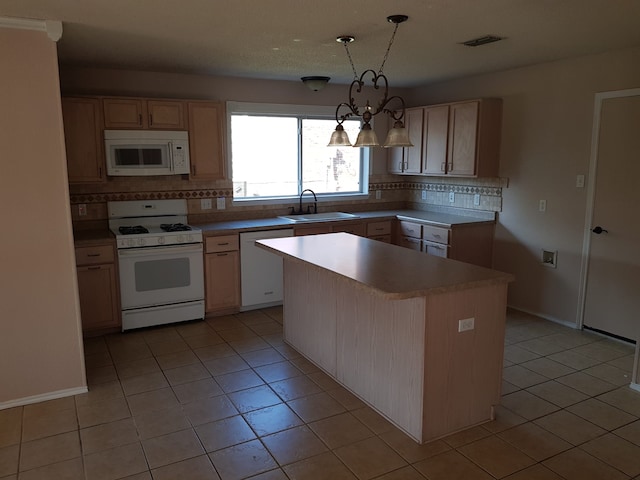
[[1, 0, 640, 87]]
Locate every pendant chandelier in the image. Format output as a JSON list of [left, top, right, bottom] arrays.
[[328, 15, 413, 148]]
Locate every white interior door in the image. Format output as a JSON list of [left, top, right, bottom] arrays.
[[582, 92, 640, 341]]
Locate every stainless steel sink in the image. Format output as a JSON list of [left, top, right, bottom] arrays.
[[278, 212, 360, 223]]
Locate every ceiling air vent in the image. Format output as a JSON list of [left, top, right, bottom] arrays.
[[461, 35, 504, 47]]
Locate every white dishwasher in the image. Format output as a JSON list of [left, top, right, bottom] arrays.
[[240, 229, 294, 311]]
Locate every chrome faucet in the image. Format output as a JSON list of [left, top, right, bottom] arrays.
[[293, 189, 317, 214]]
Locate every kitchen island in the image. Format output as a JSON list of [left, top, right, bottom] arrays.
[[257, 233, 514, 443]]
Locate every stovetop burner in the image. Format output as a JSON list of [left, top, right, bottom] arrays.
[[160, 223, 192, 232], [119, 225, 149, 235]]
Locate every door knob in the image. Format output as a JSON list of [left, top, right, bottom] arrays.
[[592, 226, 608, 234]]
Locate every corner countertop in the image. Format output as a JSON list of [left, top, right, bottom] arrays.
[[73, 228, 115, 247], [257, 233, 513, 300], [195, 209, 494, 235]]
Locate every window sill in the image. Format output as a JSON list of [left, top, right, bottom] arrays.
[[232, 193, 370, 207]]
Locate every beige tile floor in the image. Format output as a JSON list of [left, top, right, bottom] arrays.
[[1, 307, 639, 479]]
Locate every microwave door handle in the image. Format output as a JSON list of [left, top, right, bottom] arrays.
[[168, 141, 175, 172]]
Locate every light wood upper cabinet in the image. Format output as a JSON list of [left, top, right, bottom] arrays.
[[147, 100, 185, 129], [387, 107, 424, 174], [389, 98, 502, 178], [445, 99, 502, 178], [422, 105, 450, 175], [188, 102, 226, 180], [103, 98, 185, 129], [62, 97, 106, 183]]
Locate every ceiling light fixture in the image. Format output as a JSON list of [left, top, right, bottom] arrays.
[[328, 15, 412, 148], [301, 76, 331, 91]]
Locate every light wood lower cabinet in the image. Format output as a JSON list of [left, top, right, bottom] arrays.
[[205, 234, 240, 313], [367, 220, 392, 243], [395, 220, 494, 268], [75, 244, 120, 334]]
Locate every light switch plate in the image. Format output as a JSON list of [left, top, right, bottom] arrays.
[[201, 199, 212, 210], [216, 197, 226, 210], [539, 199, 547, 212], [458, 317, 475, 332], [421, 190, 427, 200], [576, 175, 585, 188], [449, 191, 455, 203], [376, 190, 382, 200], [474, 194, 480, 206]]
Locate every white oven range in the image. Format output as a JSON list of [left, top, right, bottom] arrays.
[[108, 199, 204, 331]]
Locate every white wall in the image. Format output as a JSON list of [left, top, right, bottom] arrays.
[[0, 27, 86, 406], [408, 46, 640, 325]]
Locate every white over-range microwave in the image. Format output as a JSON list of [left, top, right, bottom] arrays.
[[104, 130, 190, 176]]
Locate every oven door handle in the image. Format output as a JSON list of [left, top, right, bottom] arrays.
[[118, 243, 203, 258]]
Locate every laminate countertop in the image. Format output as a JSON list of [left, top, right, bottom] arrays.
[[257, 232, 513, 300], [73, 229, 115, 247], [196, 209, 494, 234]]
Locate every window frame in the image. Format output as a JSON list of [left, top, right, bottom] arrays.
[[227, 101, 370, 206]]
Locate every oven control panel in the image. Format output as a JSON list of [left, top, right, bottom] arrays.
[[116, 232, 202, 249]]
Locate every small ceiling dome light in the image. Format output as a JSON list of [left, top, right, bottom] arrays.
[[301, 76, 330, 91]]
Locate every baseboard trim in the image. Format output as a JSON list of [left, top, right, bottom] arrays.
[[507, 305, 578, 329], [0, 386, 88, 411], [630, 383, 640, 394]]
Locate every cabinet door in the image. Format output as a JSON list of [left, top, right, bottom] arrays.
[[77, 264, 120, 331], [205, 251, 240, 312], [188, 102, 225, 180], [62, 97, 105, 183], [147, 100, 185, 129], [387, 146, 404, 173], [404, 108, 424, 173], [103, 98, 145, 129], [447, 101, 479, 176], [423, 105, 450, 175]]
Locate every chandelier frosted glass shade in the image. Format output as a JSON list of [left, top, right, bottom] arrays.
[[353, 124, 380, 147], [327, 124, 352, 146], [383, 121, 413, 147]]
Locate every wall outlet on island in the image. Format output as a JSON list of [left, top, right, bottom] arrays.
[[201, 199, 212, 210], [458, 317, 475, 332], [217, 197, 226, 210]]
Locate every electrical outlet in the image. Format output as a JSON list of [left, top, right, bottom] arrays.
[[449, 191, 455, 203], [458, 317, 475, 332], [201, 198, 212, 210], [539, 199, 547, 212], [576, 175, 585, 188], [216, 197, 226, 210], [78, 204, 87, 216], [473, 194, 480, 206], [541, 249, 558, 268], [421, 190, 427, 200], [375, 190, 382, 200]]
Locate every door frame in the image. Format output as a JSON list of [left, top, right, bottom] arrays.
[[576, 87, 640, 329]]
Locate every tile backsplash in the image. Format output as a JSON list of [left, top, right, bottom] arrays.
[[70, 175, 507, 228]]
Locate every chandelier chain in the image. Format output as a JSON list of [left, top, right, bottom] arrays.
[[342, 41, 358, 80], [378, 21, 400, 75]]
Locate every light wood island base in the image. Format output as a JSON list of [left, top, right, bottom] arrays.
[[257, 233, 513, 443]]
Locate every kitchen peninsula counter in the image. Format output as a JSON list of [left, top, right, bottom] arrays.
[[257, 233, 513, 443]]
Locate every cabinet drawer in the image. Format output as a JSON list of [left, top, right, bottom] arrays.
[[332, 222, 366, 236], [398, 236, 422, 251], [369, 234, 392, 243], [399, 221, 422, 239], [422, 225, 450, 244], [75, 245, 114, 266], [295, 225, 331, 236], [205, 234, 239, 253], [423, 240, 449, 258], [367, 221, 392, 236]]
